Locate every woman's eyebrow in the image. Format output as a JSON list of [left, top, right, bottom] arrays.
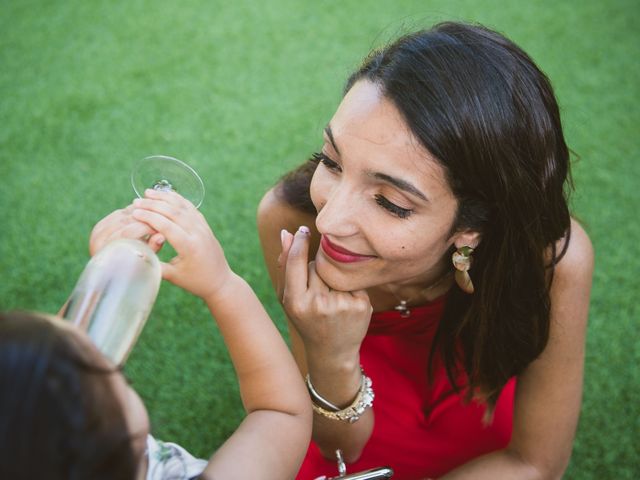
[[324, 125, 341, 155], [324, 123, 428, 201], [370, 171, 429, 202]]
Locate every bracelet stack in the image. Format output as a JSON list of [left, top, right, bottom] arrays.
[[305, 367, 374, 423]]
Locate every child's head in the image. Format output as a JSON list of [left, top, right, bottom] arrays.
[[0, 311, 149, 480]]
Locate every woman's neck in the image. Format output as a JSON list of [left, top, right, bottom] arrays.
[[367, 270, 454, 313]]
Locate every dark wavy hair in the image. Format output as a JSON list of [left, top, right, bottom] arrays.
[[0, 311, 138, 479], [278, 22, 572, 408]]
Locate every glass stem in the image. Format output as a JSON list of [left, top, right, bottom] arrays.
[[152, 179, 175, 192]]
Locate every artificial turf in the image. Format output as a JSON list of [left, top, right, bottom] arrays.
[[1, 0, 638, 478]]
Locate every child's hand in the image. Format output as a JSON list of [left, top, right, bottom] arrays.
[[89, 204, 165, 256], [131, 189, 233, 300]]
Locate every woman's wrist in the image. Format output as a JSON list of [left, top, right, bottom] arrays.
[[305, 353, 362, 408], [307, 368, 374, 423], [305, 342, 360, 372]]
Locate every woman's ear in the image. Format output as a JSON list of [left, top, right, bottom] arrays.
[[453, 230, 481, 250]]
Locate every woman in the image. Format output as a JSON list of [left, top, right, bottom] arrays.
[[257, 22, 593, 479], [0, 190, 311, 480]]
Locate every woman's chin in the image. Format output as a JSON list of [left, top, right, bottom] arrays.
[[314, 256, 373, 292]]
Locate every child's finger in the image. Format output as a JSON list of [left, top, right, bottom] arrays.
[[147, 232, 165, 252], [132, 208, 189, 254], [159, 260, 178, 283], [107, 221, 157, 244], [90, 206, 138, 255], [133, 197, 183, 225], [139, 190, 205, 233], [143, 188, 194, 212]]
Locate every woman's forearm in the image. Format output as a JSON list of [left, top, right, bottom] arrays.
[[440, 448, 563, 480], [303, 349, 374, 463]]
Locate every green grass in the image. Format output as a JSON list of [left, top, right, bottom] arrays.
[[1, 1, 638, 478]]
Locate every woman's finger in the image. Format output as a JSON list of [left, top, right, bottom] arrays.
[[307, 261, 330, 292], [276, 229, 294, 300], [282, 226, 312, 299], [350, 288, 370, 301]]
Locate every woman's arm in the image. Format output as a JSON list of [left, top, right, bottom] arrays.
[[257, 187, 374, 463], [130, 189, 312, 480], [441, 218, 594, 480]]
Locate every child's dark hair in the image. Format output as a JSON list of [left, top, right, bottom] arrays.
[[0, 311, 138, 480]]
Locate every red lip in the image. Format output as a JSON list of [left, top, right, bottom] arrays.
[[320, 236, 375, 264]]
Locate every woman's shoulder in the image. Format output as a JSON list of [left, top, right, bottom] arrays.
[[547, 217, 594, 329], [257, 184, 318, 236], [257, 184, 320, 273], [553, 218, 594, 280]]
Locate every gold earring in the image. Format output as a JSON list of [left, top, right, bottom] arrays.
[[452, 246, 474, 294]]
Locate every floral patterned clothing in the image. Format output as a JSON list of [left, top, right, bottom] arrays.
[[146, 434, 207, 480]]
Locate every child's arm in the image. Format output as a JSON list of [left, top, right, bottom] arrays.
[[200, 272, 312, 480], [131, 189, 312, 480]]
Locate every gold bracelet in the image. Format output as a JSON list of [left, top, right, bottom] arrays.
[[306, 368, 374, 423]]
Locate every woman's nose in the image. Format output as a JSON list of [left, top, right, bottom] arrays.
[[315, 185, 361, 237]]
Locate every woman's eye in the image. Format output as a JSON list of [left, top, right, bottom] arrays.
[[311, 152, 341, 172], [374, 194, 412, 219]]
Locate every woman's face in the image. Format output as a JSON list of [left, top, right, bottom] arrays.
[[310, 80, 473, 292]]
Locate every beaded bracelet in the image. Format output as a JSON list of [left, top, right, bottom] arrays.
[[305, 368, 374, 423]]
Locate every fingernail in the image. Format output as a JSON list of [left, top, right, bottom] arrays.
[[280, 229, 288, 245], [298, 225, 310, 235]]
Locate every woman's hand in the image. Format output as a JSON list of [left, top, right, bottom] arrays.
[[131, 189, 233, 300], [89, 203, 165, 256], [278, 226, 372, 367]]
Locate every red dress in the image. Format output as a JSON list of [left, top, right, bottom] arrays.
[[295, 297, 516, 480]]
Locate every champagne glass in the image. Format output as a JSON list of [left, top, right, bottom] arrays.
[[63, 156, 205, 364], [131, 155, 205, 208]]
